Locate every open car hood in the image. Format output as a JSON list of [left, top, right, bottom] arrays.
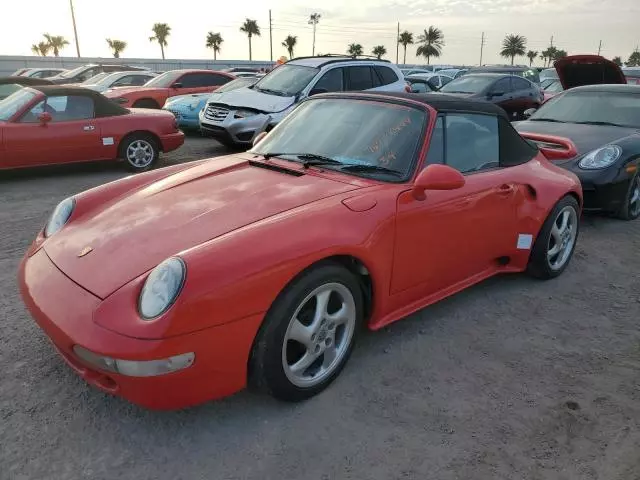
[[554, 55, 626, 90], [206, 87, 296, 113]]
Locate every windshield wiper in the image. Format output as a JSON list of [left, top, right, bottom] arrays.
[[339, 164, 404, 177], [256, 87, 287, 96], [572, 120, 628, 128], [260, 152, 342, 168], [527, 118, 567, 123]]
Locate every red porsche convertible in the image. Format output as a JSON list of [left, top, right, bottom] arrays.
[[0, 86, 184, 172], [19, 92, 582, 409]]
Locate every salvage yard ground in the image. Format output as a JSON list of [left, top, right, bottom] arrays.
[[1, 136, 640, 480]]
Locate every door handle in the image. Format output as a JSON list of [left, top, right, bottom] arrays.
[[497, 184, 515, 195], [83, 125, 95, 131]]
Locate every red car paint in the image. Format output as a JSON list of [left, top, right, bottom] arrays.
[[0, 89, 184, 170], [18, 94, 582, 409], [103, 69, 236, 108]]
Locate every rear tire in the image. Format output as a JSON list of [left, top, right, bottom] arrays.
[[132, 98, 160, 109], [616, 173, 640, 221], [119, 133, 159, 173], [527, 195, 580, 279], [249, 263, 363, 402]]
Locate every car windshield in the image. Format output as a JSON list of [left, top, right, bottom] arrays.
[[440, 75, 496, 94], [438, 69, 459, 77], [57, 65, 91, 79], [251, 98, 426, 181], [81, 72, 109, 85], [543, 80, 564, 93], [144, 71, 184, 88], [252, 64, 319, 97], [215, 77, 256, 93], [530, 91, 640, 128], [0, 89, 37, 121]]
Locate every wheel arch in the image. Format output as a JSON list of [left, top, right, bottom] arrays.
[[132, 98, 160, 108]]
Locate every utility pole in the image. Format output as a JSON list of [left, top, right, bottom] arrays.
[[597, 40, 602, 55], [550, 35, 554, 47], [479, 32, 485, 66], [309, 13, 321, 56], [396, 22, 400, 64], [69, 0, 80, 57], [269, 10, 273, 61]]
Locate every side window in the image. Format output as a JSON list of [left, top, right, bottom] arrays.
[[347, 66, 374, 91], [522, 69, 540, 83], [512, 77, 531, 91], [444, 114, 499, 173], [132, 75, 152, 86], [20, 100, 46, 123], [112, 75, 137, 87], [440, 76, 453, 86], [313, 68, 344, 92], [374, 66, 399, 86], [21, 95, 95, 123], [424, 116, 444, 167], [410, 81, 428, 93], [179, 73, 199, 87], [490, 78, 513, 94], [76, 68, 97, 82]]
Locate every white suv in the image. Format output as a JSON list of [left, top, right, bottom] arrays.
[[199, 56, 409, 148]]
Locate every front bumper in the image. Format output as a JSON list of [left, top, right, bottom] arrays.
[[559, 161, 632, 212], [199, 106, 279, 145], [18, 249, 263, 410], [159, 131, 185, 153], [164, 108, 201, 130]]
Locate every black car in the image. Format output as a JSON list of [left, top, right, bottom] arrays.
[[437, 73, 543, 120], [0, 76, 53, 100], [514, 84, 640, 220], [463, 65, 540, 84], [47, 64, 148, 84]]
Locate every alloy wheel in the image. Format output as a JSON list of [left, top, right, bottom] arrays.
[[547, 205, 578, 271]]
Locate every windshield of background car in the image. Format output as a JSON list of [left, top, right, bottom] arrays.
[[143, 71, 184, 88], [81, 72, 109, 85], [440, 75, 495, 93], [543, 80, 564, 93], [215, 77, 256, 93], [57, 65, 90, 79], [0, 89, 37, 121], [251, 98, 426, 181], [530, 91, 640, 128], [253, 64, 319, 97]]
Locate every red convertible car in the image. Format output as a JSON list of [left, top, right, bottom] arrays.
[[0, 86, 184, 171], [103, 69, 235, 109], [19, 92, 582, 409]]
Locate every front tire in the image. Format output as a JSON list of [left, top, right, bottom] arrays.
[[119, 133, 159, 172], [527, 195, 580, 279], [249, 263, 363, 402], [616, 173, 640, 221]]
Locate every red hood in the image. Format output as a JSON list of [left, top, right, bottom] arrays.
[[44, 156, 361, 298], [554, 55, 626, 90]]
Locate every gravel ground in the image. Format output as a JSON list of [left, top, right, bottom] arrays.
[[1, 136, 640, 480]]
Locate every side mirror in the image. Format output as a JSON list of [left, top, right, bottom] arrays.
[[309, 87, 328, 96], [252, 131, 268, 147], [171, 82, 183, 89], [412, 164, 465, 200], [38, 111, 52, 125], [523, 108, 537, 118]]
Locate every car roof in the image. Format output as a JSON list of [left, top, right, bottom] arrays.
[[29, 85, 130, 117], [0, 76, 54, 86], [458, 72, 520, 79], [566, 84, 640, 93], [314, 91, 509, 118], [288, 55, 392, 68], [469, 66, 532, 72]]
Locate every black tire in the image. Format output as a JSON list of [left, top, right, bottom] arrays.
[[249, 263, 364, 402], [119, 133, 159, 173], [616, 173, 640, 221], [132, 98, 160, 109], [527, 195, 580, 279]]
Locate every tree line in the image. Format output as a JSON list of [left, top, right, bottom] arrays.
[[29, 23, 640, 68]]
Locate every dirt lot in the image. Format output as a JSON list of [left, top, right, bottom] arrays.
[[1, 136, 640, 480]]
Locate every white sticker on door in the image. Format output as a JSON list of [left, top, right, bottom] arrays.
[[102, 137, 114, 146], [517, 234, 533, 250]]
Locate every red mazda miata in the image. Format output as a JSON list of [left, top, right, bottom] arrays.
[[19, 92, 582, 409], [0, 85, 184, 172]]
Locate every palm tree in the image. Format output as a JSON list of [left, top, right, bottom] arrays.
[[526, 50, 538, 67], [106, 39, 127, 58], [149, 23, 171, 60], [500, 34, 527, 65], [554, 49, 568, 60], [628, 49, 640, 67], [541, 46, 558, 67], [31, 41, 51, 56], [347, 43, 363, 57], [372, 45, 387, 59], [206, 32, 223, 60], [612, 56, 623, 67], [308, 13, 321, 56], [398, 31, 414, 65], [416, 26, 444, 65], [282, 35, 297, 59], [240, 19, 260, 61], [43, 34, 69, 57]]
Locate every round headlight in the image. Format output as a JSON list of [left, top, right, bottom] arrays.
[[139, 257, 186, 319], [578, 145, 622, 169], [44, 197, 75, 237]]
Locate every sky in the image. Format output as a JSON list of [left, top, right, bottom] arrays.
[[2, 0, 639, 66]]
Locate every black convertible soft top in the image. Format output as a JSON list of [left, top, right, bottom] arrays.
[[0, 76, 54, 86], [30, 85, 129, 117]]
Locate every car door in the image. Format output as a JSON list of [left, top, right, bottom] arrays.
[[177, 72, 232, 95], [488, 77, 518, 118], [345, 66, 375, 91], [310, 67, 345, 94], [511, 77, 538, 113], [3, 94, 103, 167], [391, 113, 519, 297]]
